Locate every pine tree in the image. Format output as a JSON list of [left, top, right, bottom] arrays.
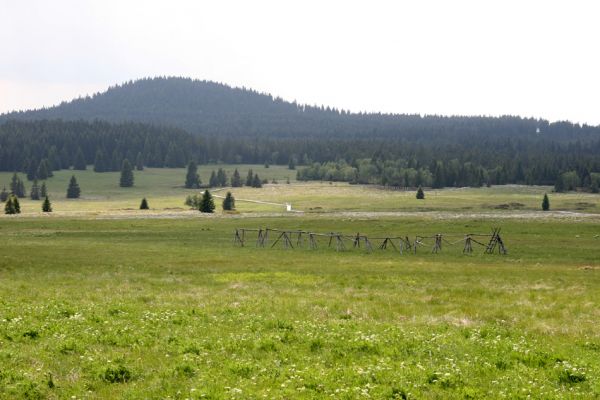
[[4, 196, 16, 214], [209, 170, 218, 188], [66, 175, 81, 199], [10, 173, 19, 194], [542, 193, 550, 211], [222, 191, 235, 211], [30, 180, 40, 200], [252, 173, 262, 188], [416, 186, 425, 200], [16, 179, 26, 198], [0, 186, 8, 202], [40, 182, 47, 198], [231, 168, 242, 187], [73, 148, 87, 170], [37, 159, 50, 180], [140, 197, 149, 210], [288, 157, 296, 170], [135, 152, 144, 171], [217, 168, 227, 186], [120, 159, 134, 187], [185, 161, 200, 188], [199, 190, 215, 213], [12, 196, 21, 213], [245, 169, 254, 186], [42, 196, 52, 212], [94, 149, 106, 172]]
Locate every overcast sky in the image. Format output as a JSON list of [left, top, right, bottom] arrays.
[[1, 0, 599, 124]]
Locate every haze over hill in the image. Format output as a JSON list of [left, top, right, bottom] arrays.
[[2, 77, 599, 141]]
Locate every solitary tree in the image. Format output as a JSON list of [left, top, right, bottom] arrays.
[[185, 161, 200, 188], [30, 179, 40, 200], [66, 175, 81, 198], [199, 190, 215, 213], [140, 197, 149, 210], [416, 186, 425, 200], [135, 152, 144, 171], [245, 169, 254, 186], [222, 191, 235, 211], [37, 159, 52, 179], [40, 182, 47, 198], [42, 196, 52, 212], [542, 193, 550, 211], [217, 168, 227, 186], [231, 169, 242, 187], [73, 148, 87, 170], [252, 173, 262, 188], [13, 196, 20, 213], [209, 170, 218, 188], [120, 159, 134, 187]]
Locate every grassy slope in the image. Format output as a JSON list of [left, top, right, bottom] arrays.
[[1, 216, 599, 398]]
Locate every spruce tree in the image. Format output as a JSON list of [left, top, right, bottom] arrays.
[[12, 196, 21, 214], [4, 196, 15, 214], [245, 169, 254, 186], [209, 170, 218, 188], [542, 193, 550, 211], [37, 159, 50, 180], [16, 179, 26, 198], [40, 182, 47, 198], [416, 186, 425, 200], [94, 149, 105, 172], [42, 196, 52, 212], [30, 180, 40, 200], [135, 152, 144, 171], [252, 173, 262, 188], [199, 190, 215, 213], [140, 197, 149, 210], [217, 168, 227, 186], [0, 186, 8, 202], [10, 173, 19, 194], [119, 159, 134, 187], [66, 175, 81, 199], [185, 161, 200, 188], [231, 168, 242, 187], [73, 148, 87, 170], [222, 191, 235, 211]]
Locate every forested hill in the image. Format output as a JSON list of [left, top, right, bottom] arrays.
[[2, 77, 599, 141]]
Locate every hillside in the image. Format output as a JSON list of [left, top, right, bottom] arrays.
[[3, 77, 599, 140]]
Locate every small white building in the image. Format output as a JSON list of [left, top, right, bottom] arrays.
[[286, 203, 292, 212]]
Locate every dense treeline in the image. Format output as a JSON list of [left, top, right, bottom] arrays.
[[1, 119, 600, 190], [0, 120, 197, 174]]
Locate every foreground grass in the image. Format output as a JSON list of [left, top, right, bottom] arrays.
[[1, 216, 599, 398]]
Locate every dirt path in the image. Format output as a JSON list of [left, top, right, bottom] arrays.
[[4, 209, 600, 221]]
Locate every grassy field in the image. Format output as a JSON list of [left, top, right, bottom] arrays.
[[1, 167, 600, 398], [1, 166, 599, 215]]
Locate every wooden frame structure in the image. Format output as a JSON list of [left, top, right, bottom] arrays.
[[232, 227, 507, 255]]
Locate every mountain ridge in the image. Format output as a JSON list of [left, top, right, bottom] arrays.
[[1, 77, 598, 140]]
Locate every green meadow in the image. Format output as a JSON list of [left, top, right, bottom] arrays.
[[1, 167, 599, 398]]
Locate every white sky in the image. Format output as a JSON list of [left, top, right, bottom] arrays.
[[1, 0, 599, 124]]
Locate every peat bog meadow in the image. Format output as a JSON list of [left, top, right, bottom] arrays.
[[1, 168, 599, 399]]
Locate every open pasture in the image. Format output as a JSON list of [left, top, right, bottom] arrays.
[[1, 214, 599, 398], [1, 167, 599, 216]]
